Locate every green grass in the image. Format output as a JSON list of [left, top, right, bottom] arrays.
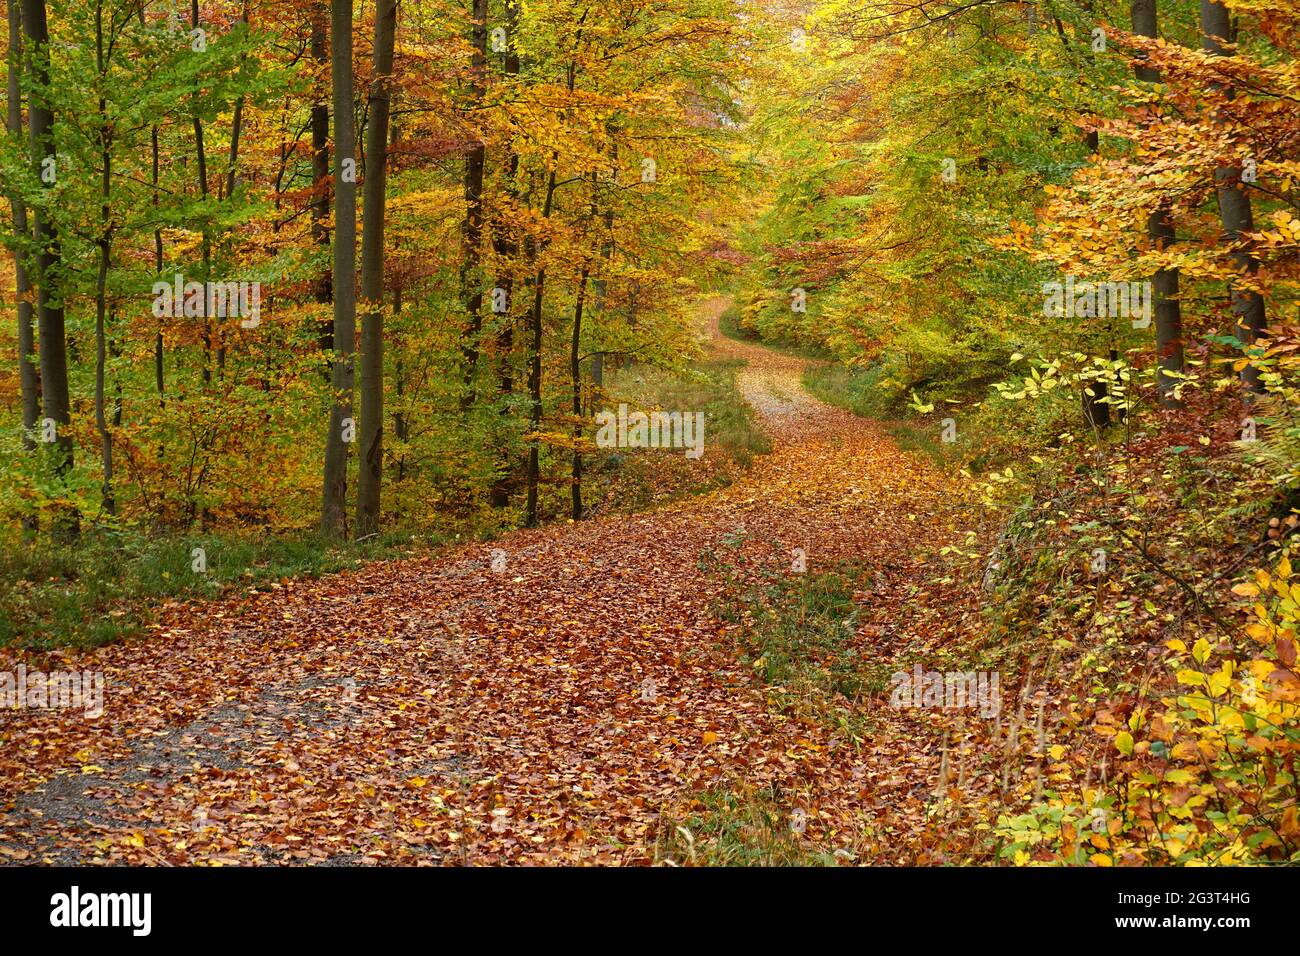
[[0, 527, 436, 649], [802, 362, 896, 418], [707, 558, 892, 741], [655, 785, 841, 866], [610, 358, 772, 464], [681, 359, 775, 466]]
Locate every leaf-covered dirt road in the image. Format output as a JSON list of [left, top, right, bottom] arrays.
[[1, 297, 983, 865]]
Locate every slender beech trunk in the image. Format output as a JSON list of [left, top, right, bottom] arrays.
[[570, 265, 589, 520], [134, 3, 164, 439], [387, 122, 405, 484], [22, 0, 75, 538], [391, 287, 407, 484], [146, 4, 161, 397], [458, 0, 489, 407], [190, 0, 213, 385], [1200, 0, 1267, 394], [523, 169, 557, 528], [320, 0, 357, 537], [353, 0, 398, 538], [151, 133, 164, 395], [224, 7, 247, 203], [94, 0, 114, 514], [522, 53, 582, 527], [224, 108, 243, 207], [311, 2, 332, 372], [214, 3, 250, 379], [8, 0, 38, 534], [1079, 83, 1110, 430], [571, 167, 610, 522], [1131, 0, 1160, 83], [6, 0, 38, 459], [489, 0, 522, 509], [1131, 0, 1185, 408]]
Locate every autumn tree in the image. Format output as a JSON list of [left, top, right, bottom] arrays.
[[1200, 0, 1267, 393], [22, 0, 74, 536], [321, 0, 358, 538], [353, 0, 398, 539], [457, 0, 488, 407], [5, 0, 37, 511], [1131, 0, 1184, 408]]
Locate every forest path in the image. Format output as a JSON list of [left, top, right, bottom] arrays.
[[1, 297, 972, 865]]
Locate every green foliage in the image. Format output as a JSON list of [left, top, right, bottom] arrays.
[[996, 554, 1300, 865], [656, 785, 839, 866], [707, 558, 892, 740]]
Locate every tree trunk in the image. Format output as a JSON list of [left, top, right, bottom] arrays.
[[391, 287, 408, 484], [1132, 0, 1185, 408], [354, 0, 398, 539], [1200, 0, 1266, 393], [523, 169, 558, 528], [570, 266, 589, 520], [1148, 209, 1184, 406], [151, 125, 165, 396], [141, 0, 162, 395], [6, 0, 38, 463], [572, 169, 613, 521], [1079, 100, 1110, 429], [311, 2, 332, 375], [22, 0, 75, 538], [191, 0, 213, 385], [489, 0, 522, 509], [1130, 0, 1159, 82], [214, 3, 250, 379], [458, 0, 489, 408], [132, 3, 164, 458], [224, 9, 247, 203], [94, 0, 114, 515], [320, 0, 358, 538]]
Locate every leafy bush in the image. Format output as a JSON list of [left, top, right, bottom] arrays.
[[996, 552, 1300, 865]]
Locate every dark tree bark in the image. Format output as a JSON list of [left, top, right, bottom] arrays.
[[571, 168, 613, 521], [570, 265, 589, 520], [458, 0, 489, 407], [214, 2, 251, 379], [130, 4, 164, 413], [191, 0, 213, 385], [223, 5, 248, 203], [1200, 0, 1267, 394], [489, 0, 522, 509], [151, 133, 164, 395], [6, 0, 38, 465], [22, 0, 75, 538], [320, 0, 358, 538], [93, 0, 115, 514], [1132, 0, 1185, 407], [354, 0, 398, 538], [1080, 103, 1110, 430], [1130, 0, 1159, 82], [1147, 209, 1184, 405], [391, 286, 407, 484], [523, 167, 557, 528], [310, 1, 332, 369]]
